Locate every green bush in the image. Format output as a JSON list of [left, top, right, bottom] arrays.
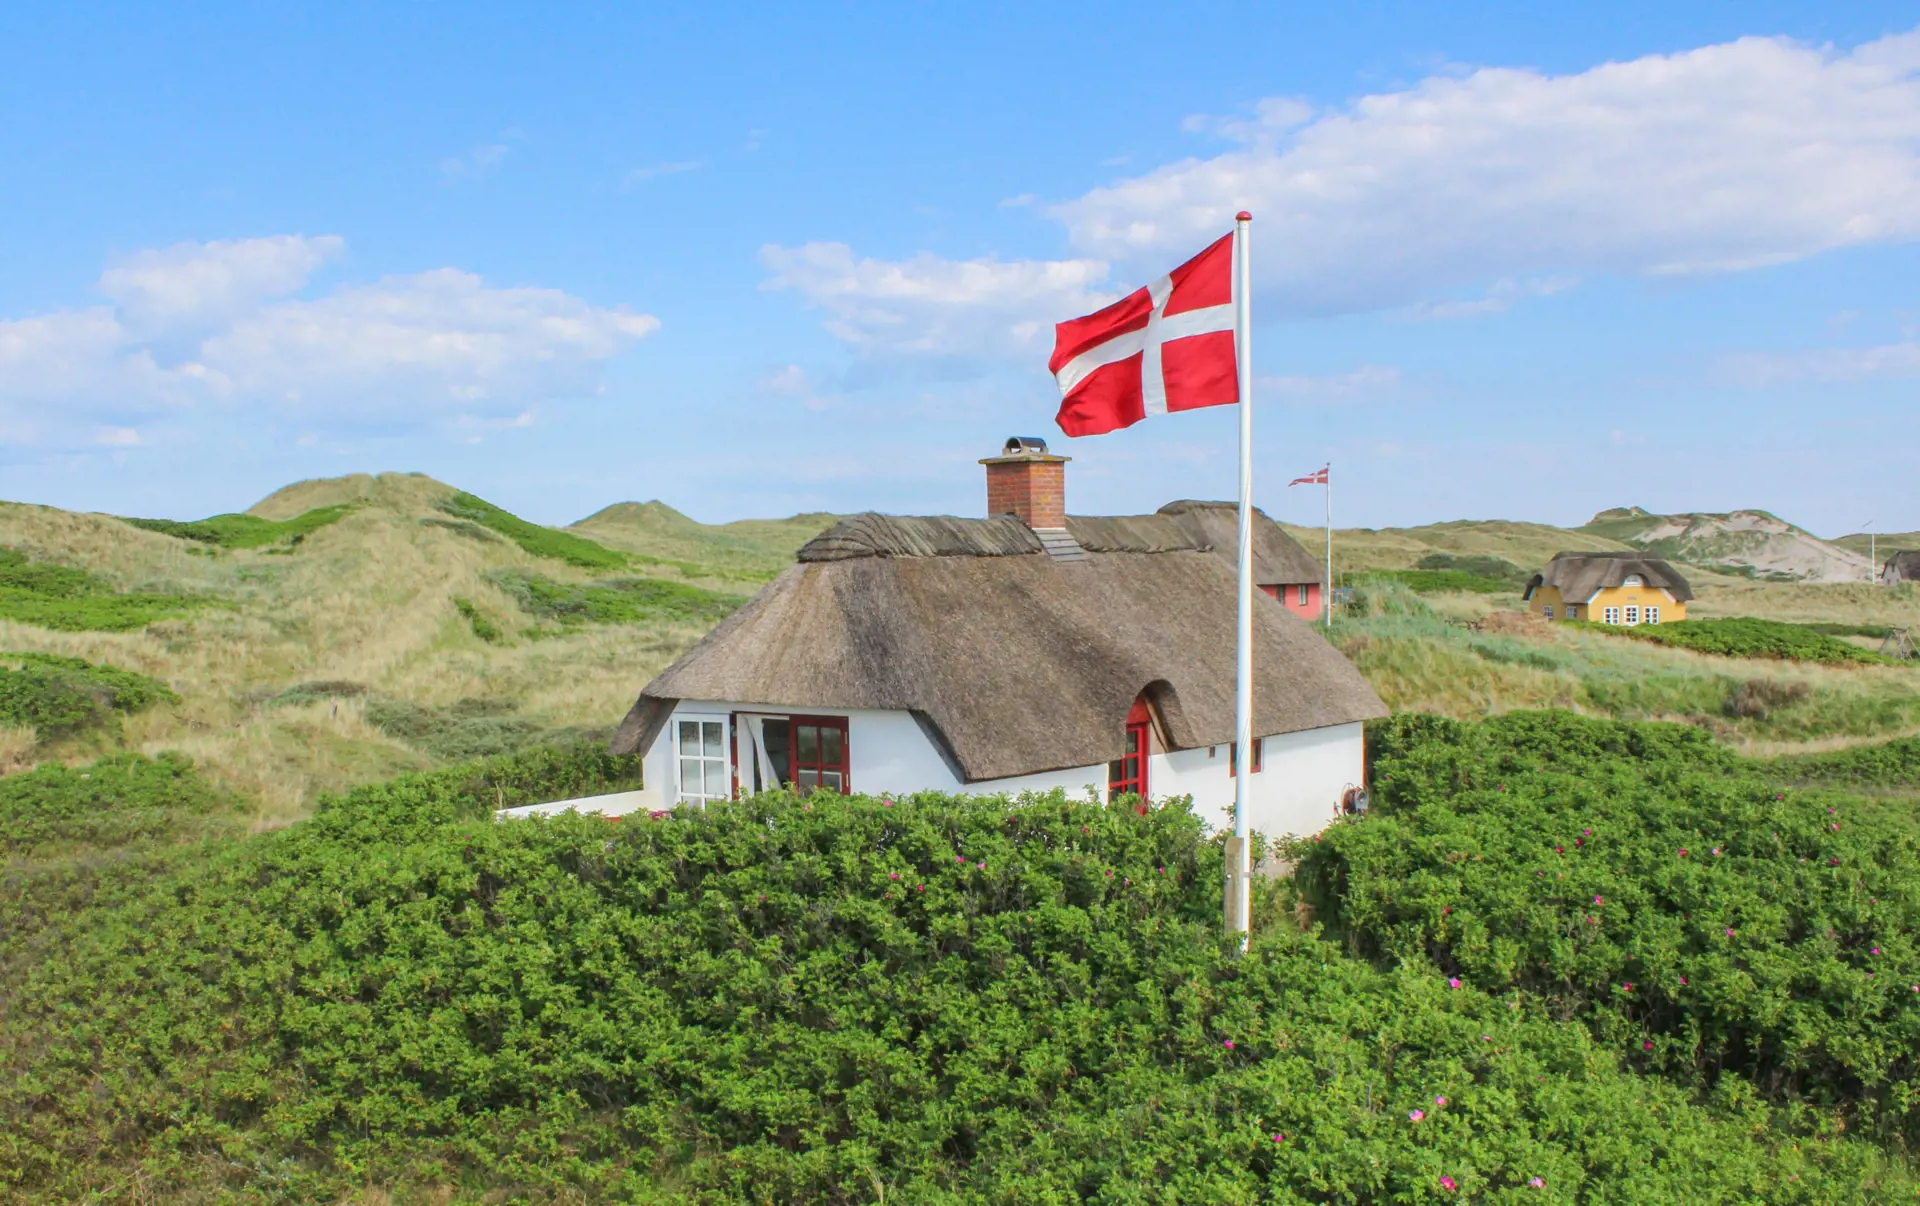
[[0, 652, 176, 737], [1590, 617, 1899, 666], [0, 547, 198, 632], [121, 503, 354, 549], [0, 761, 1900, 1201], [451, 595, 502, 643], [1770, 736, 1920, 792], [361, 696, 596, 762], [1300, 710, 1920, 1144], [436, 491, 628, 568], [1354, 568, 1513, 595], [489, 567, 744, 627], [0, 751, 230, 863], [1414, 551, 1527, 585]]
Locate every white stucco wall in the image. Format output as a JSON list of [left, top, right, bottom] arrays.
[[639, 699, 1362, 838], [1155, 721, 1366, 840]]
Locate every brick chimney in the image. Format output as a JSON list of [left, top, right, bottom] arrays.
[[981, 436, 1069, 529]]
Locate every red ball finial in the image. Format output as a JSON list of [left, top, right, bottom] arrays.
[[1236, 210, 1252, 221]]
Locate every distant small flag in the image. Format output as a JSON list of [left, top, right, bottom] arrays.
[[1289, 466, 1328, 486]]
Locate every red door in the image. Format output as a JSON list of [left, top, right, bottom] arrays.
[[1108, 698, 1151, 804]]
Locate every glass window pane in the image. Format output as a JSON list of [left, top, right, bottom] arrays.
[[679, 721, 699, 755], [704, 760, 727, 797], [821, 725, 843, 765], [797, 725, 819, 763], [797, 769, 819, 791], [821, 771, 843, 793], [703, 722, 724, 757], [1125, 730, 1139, 754], [680, 758, 701, 795]]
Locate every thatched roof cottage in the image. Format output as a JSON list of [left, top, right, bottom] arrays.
[[553, 439, 1385, 839], [1524, 551, 1693, 625], [1883, 550, 1920, 586]]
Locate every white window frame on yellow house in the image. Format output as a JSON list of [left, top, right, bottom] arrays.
[[1647, 606, 1661, 624], [1625, 605, 1640, 625], [1603, 606, 1621, 625], [1543, 605, 1554, 619]]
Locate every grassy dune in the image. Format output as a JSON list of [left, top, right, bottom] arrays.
[[0, 475, 768, 823]]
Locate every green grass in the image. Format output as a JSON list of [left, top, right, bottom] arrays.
[[121, 503, 355, 549], [1589, 616, 1902, 666], [437, 491, 629, 568], [1412, 551, 1527, 585], [488, 567, 745, 627], [0, 742, 1904, 1201], [361, 696, 591, 762], [450, 595, 502, 643], [0, 546, 199, 632], [1352, 568, 1514, 594], [0, 652, 176, 738]]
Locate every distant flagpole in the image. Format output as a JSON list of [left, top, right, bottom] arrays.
[[1324, 464, 1333, 631], [1228, 211, 1254, 951]]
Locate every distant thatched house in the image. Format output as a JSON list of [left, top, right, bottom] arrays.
[[582, 439, 1385, 840], [1524, 552, 1693, 625], [1884, 551, 1920, 586]]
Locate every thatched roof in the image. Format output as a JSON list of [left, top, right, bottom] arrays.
[[1884, 550, 1920, 583], [796, 501, 1324, 584], [1523, 551, 1694, 603], [613, 518, 1383, 782]]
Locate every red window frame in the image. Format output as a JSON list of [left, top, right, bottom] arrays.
[[1108, 698, 1151, 803], [788, 715, 851, 796], [1229, 737, 1264, 776]]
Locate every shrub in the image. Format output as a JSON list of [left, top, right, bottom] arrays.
[[1727, 677, 1813, 719], [0, 547, 198, 632], [488, 567, 743, 627], [451, 595, 502, 643], [121, 503, 354, 549], [1414, 551, 1527, 585], [1592, 617, 1899, 666], [0, 751, 230, 863], [0, 652, 176, 738], [1770, 736, 1920, 792], [1353, 568, 1512, 595], [360, 697, 594, 762], [1300, 709, 1920, 1144], [436, 491, 628, 568], [0, 767, 1900, 1201]]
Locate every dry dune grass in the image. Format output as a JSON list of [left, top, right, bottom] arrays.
[[0, 477, 721, 821]]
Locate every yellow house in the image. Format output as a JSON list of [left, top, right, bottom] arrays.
[[1523, 552, 1692, 625]]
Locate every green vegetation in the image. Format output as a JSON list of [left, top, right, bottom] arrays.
[[570, 499, 837, 582], [0, 546, 198, 632], [1769, 736, 1920, 793], [0, 752, 232, 864], [2, 741, 1905, 1201], [437, 490, 628, 568], [1414, 551, 1528, 586], [121, 503, 355, 549], [0, 652, 176, 738], [451, 595, 502, 643], [1807, 621, 1898, 640], [1593, 616, 1901, 666], [1300, 711, 1920, 1148], [363, 696, 586, 762], [1354, 567, 1514, 594], [489, 567, 745, 627]]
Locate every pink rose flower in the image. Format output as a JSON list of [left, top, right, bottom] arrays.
[[1409, 1109, 1425, 1122]]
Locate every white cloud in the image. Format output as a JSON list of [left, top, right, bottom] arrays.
[[1259, 365, 1402, 404], [771, 29, 1920, 358], [100, 235, 344, 331], [1725, 339, 1920, 385], [1058, 31, 1920, 313], [441, 142, 509, 182], [0, 237, 658, 443], [622, 161, 703, 188], [759, 241, 1113, 358]]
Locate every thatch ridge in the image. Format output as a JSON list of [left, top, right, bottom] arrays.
[[1523, 551, 1695, 603]]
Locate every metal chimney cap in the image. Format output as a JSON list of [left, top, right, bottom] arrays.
[[1003, 436, 1049, 456]]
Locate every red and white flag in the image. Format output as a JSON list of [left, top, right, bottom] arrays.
[[1289, 466, 1328, 486], [1049, 231, 1238, 437]]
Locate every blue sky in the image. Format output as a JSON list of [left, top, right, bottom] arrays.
[[2, 3, 1917, 537]]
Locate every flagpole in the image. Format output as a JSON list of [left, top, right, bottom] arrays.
[[1324, 464, 1332, 631], [1228, 211, 1253, 950]]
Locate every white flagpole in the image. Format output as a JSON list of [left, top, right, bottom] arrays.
[[1228, 211, 1253, 949], [1324, 464, 1332, 631]]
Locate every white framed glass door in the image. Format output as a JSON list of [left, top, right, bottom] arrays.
[[675, 715, 731, 806]]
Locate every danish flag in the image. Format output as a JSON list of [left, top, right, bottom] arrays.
[[1289, 466, 1328, 486], [1049, 230, 1238, 437]]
